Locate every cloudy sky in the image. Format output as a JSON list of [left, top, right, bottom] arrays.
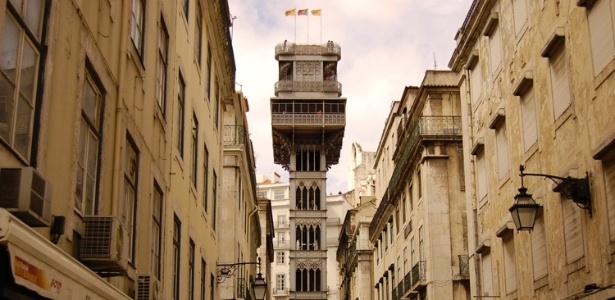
[[227, 0, 472, 194]]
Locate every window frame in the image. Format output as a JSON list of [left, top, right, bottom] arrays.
[[74, 65, 104, 216], [129, 0, 145, 57]]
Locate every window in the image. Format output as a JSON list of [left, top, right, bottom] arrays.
[[173, 215, 181, 300], [213, 78, 219, 128], [278, 214, 286, 227], [563, 196, 584, 263], [206, 44, 212, 99], [195, 2, 203, 66], [403, 247, 408, 276], [123, 136, 139, 261], [177, 74, 186, 157], [203, 144, 209, 211], [468, 57, 482, 105], [495, 123, 509, 180], [484, 13, 502, 74], [512, 0, 527, 36], [182, 0, 190, 21], [156, 18, 169, 116], [548, 43, 571, 120], [401, 192, 407, 223], [212, 171, 217, 230], [274, 189, 285, 200], [475, 146, 488, 200], [130, 0, 145, 56], [152, 183, 163, 279], [481, 252, 493, 296], [210, 274, 215, 300], [276, 274, 285, 292], [189, 239, 195, 299], [532, 212, 548, 281], [201, 259, 207, 300], [417, 170, 422, 199], [586, 0, 615, 76], [277, 251, 285, 264], [503, 234, 517, 294], [519, 85, 537, 152], [0, 0, 46, 160], [418, 226, 424, 261], [604, 150, 615, 242], [75, 69, 103, 215], [191, 113, 198, 187]]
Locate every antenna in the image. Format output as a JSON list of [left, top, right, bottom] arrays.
[[433, 52, 437, 69]]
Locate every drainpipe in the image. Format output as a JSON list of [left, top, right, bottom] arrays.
[[110, 0, 130, 217]]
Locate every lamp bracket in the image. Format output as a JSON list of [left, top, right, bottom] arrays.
[[216, 259, 261, 284], [519, 165, 591, 216]]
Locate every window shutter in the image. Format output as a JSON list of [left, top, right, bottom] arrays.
[[588, 0, 615, 76], [470, 63, 482, 105], [503, 235, 517, 294], [521, 87, 537, 152], [603, 151, 615, 241], [496, 124, 509, 180], [563, 199, 584, 263], [513, 0, 527, 35], [481, 253, 493, 296], [477, 150, 488, 200], [549, 46, 571, 119], [489, 25, 502, 73], [532, 215, 548, 280]]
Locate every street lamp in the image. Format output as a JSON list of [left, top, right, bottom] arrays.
[[252, 260, 267, 300], [509, 165, 592, 231]]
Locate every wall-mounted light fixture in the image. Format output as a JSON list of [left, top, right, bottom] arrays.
[[216, 257, 267, 300], [509, 165, 591, 231]]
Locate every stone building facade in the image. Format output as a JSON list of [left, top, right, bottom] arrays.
[[0, 0, 263, 299], [369, 71, 469, 300], [449, 0, 615, 298]]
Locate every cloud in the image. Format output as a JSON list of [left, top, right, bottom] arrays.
[[229, 0, 472, 193]]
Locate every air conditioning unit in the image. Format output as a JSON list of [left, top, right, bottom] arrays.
[[80, 216, 129, 275], [136, 275, 163, 300], [0, 167, 52, 227]]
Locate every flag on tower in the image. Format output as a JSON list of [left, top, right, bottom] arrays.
[[311, 9, 321, 16], [298, 9, 308, 16], [285, 9, 296, 16]]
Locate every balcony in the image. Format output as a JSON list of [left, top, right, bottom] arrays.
[[271, 113, 345, 129], [274, 80, 342, 96], [396, 261, 427, 299], [223, 125, 246, 146], [275, 42, 341, 58], [410, 261, 427, 289]]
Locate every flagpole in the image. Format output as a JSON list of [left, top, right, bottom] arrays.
[[320, 11, 322, 45], [307, 10, 310, 44], [294, 12, 297, 44]]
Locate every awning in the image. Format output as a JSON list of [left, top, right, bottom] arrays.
[[0, 209, 131, 299]]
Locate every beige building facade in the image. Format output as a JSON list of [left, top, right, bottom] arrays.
[[369, 71, 469, 300], [0, 0, 264, 299], [449, 0, 615, 299]]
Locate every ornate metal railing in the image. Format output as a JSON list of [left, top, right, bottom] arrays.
[[411, 261, 426, 287], [459, 255, 469, 276], [271, 113, 345, 126], [275, 42, 341, 57], [275, 80, 342, 94], [223, 125, 246, 145]]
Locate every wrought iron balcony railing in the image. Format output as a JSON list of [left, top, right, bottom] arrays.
[[223, 125, 246, 146], [274, 80, 342, 95]]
